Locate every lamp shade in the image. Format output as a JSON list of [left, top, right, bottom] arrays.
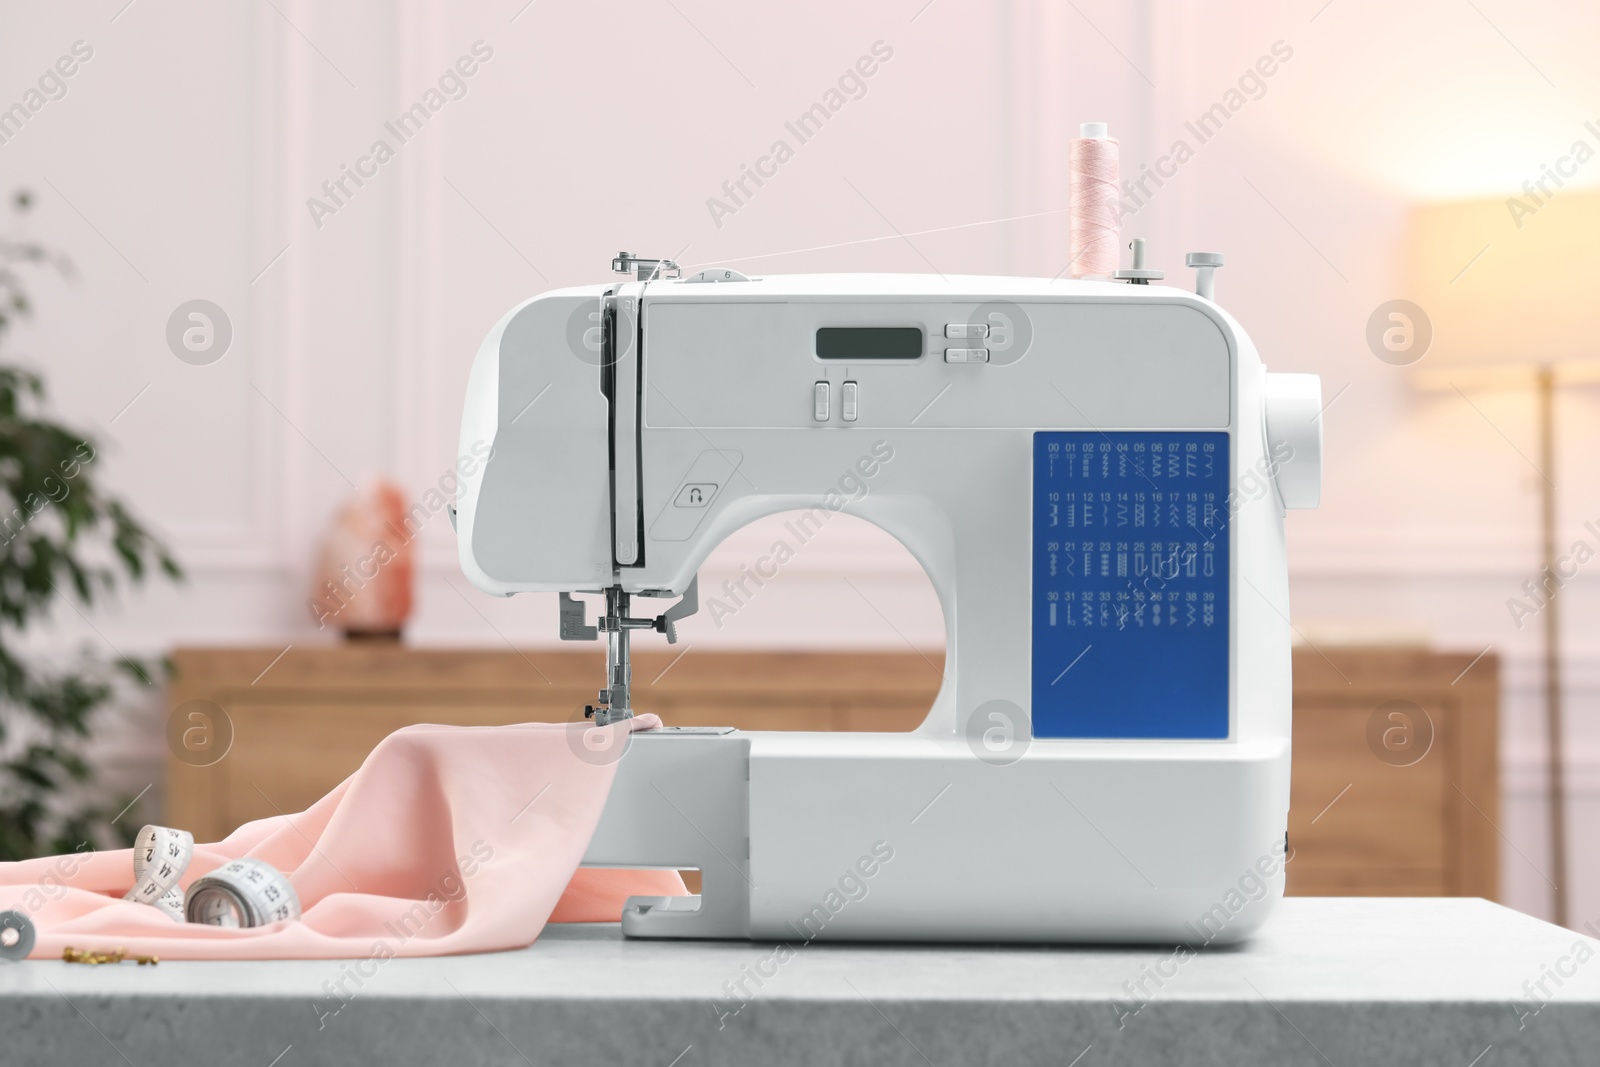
[[1405, 186, 1600, 370]]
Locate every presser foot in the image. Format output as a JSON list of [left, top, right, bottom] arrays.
[[585, 703, 633, 726], [565, 579, 701, 728]]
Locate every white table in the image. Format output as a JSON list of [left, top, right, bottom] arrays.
[[2, 899, 1596, 1065]]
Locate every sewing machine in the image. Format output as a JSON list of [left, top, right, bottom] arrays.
[[454, 248, 1322, 944]]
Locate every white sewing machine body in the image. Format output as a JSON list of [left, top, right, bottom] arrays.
[[456, 268, 1321, 944]]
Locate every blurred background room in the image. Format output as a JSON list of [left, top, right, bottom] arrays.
[[0, 0, 1594, 928]]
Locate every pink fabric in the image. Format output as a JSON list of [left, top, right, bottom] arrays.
[[0, 716, 684, 959]]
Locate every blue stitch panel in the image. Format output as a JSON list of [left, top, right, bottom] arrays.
[[1031, 431, 1230, 739]]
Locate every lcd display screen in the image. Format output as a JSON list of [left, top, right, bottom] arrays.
[[815, 327, 923, 361]]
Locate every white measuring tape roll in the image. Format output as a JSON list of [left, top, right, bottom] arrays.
[[184, 859, 302, 927], [124, 824, 192, 921], [122, 825, 301, 927]]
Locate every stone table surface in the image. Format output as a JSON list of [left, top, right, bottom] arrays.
[[1, 898, 1597, 1066]]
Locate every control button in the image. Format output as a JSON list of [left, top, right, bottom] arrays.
[[945, 323, 990, 339], [841, 381, 859, 422], [944, 348, 990, 364], [813, 381, 830, 421], [674, 483, 717, 508]]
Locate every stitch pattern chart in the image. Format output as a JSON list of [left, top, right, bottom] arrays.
[[1032, 431, 1230, 739]]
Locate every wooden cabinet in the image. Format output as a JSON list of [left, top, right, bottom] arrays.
[[1285, 647, 1498, 899], [166, 644, 1497, 899]]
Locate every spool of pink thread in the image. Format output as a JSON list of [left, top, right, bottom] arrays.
[[1069, 121, 1120, 278]]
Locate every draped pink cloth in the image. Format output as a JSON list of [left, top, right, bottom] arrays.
[[0, 716, 684, 959]]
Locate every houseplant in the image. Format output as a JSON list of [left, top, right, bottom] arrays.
[[0, 188, 181, 860]]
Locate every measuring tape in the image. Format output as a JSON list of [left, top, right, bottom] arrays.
[[0, 826, 302, 958], [124, 824, 192, 920], [184, 859, 301, 927], [122, 824, 301, 928]]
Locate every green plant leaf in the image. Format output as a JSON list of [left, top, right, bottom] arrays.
[[0, 185, 182, 858]]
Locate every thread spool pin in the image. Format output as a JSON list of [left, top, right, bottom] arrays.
[[1114, 238, 1164, 284], [1186, 252, 1224, 301]]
